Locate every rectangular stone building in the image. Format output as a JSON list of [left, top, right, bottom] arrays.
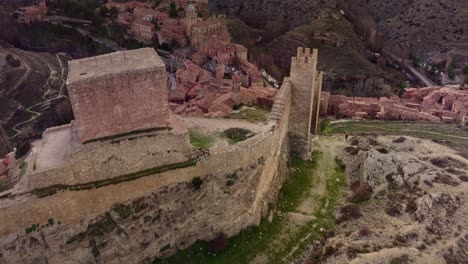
[[67, 48, 170, 143]]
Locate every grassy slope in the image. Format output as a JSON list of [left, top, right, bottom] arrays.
[[154, 149, 347, 264]]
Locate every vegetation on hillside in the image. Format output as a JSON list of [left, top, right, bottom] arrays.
[[153, 149, 347, 263]]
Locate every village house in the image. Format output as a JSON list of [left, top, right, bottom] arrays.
[[131, 19, 155, 43], [191, 51, 207, 66], [322, 86, 468, 123], [133, 6, 158, 22], [216, 43, 248, 65], [171, 48, 196, 67], [188, 15, 230, 49], [13, 0, 47, 24]]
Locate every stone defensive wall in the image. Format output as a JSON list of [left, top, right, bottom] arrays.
[[322, 85, 468, 123], [28, 123, 193, 193], [0, 82, 293, 263]]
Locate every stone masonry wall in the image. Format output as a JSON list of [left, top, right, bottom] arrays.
[[0, 83, 293, 263], [68, 67, 169, 143], [29, 128, 192, 190]]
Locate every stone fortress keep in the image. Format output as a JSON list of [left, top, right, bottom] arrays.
[[67, 48, 170, 143], [0, 47, 323, 263]]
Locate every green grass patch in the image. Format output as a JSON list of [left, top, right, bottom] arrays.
[[271, 155, 346, 262], [318, 118, 332, 135], [153, 151, 332, 264], [222, 128, 254, 144], [228, 106, 270, 123], [25, 218, 56, 234], [19, 161, 28, 176], [189, 129, 214, 150]]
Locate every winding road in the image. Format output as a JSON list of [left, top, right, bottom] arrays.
[[9, 53, 69, 139], [382, 50, 436, 87]]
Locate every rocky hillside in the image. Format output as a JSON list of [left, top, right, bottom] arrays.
[[337, 0, 468, 64], [209, 0, 334, 29], [0, 45, 73, 151], [302, 135, 468, 263], [213, 0, 407, 96]]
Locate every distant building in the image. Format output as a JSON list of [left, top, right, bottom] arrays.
[[131, 19, 155, 43], [186, 5, 230, 49], [216, 43, 248, 65], [13, 0, 47, 24]]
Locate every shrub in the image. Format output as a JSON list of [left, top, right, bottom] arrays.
[[350, 181, 373, 203], [392, 137, 406, 143], [335, 157, 346, 170], [5, 54, 21, 67], [368, 138, 379, 146], [390, 254, 410, 264], [318, 118, 331, 134], [222, 128, 253, 144], [350, 138, 359, 146], [337, 204, 362, 222], [406, 199, 418, 213], [190, 177, 202, 190], [345, 146, 359, 155], [376, 148, 389, 154], [430, 157, 450, 168], [385, 205, 401, 217], [358, 226, 372, 237], [208, 233, 228, 253], [48, 218, 54, 226]]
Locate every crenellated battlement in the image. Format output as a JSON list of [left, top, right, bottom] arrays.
[[291, 47, 318, 64]]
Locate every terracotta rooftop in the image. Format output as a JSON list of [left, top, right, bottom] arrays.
[[67, 48, 164, 84]]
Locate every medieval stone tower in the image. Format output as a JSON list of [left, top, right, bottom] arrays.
[[186, 4, 197, 38], [289, 47, 323, 159]]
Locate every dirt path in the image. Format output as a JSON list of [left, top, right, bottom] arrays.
[[10, 53, 68, 138], [296, 136, 343, 214], [252, 135, 345, 264]]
